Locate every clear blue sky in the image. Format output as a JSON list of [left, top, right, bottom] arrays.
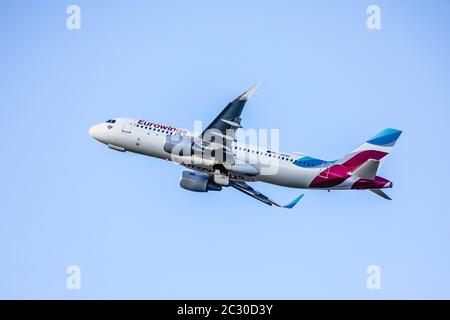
[[1, 0, 449, 299]]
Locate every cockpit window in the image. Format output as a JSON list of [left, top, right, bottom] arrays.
[[106, 119, 116, 123]]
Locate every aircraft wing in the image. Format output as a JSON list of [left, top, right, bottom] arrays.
[[230, 181, 304, 209], [201, 82, 260, 145]]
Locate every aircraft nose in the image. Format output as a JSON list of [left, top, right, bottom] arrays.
[[89, 125, 96, 138], [89, 124, 100, 139]]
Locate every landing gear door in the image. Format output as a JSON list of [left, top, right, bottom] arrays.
[[122, 119, 133, 133]]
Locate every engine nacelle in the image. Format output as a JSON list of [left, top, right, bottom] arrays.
[[180, 171, 222, 192], [164, 135, 194, 156]]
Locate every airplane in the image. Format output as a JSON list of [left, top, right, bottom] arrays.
[[89, 83, 402, 208]]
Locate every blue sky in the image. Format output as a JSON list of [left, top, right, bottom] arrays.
[[1, 0, 450, 299]]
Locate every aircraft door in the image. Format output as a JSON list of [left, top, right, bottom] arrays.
[[122, 119, 133, 133], [318, 161, 330, 179]]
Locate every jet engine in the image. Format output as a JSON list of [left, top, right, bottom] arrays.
[[180, 171, 222, 192], [164, 135, 194, 156]]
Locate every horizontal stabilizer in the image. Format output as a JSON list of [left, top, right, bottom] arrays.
[[369, 189, 392, 200], [351, 159, 380, 180]]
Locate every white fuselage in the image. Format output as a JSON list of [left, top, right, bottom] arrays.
[[89, 117, 329, 189]]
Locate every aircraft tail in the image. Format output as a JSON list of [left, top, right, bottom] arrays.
[[308, 128, 401, 195], [339, 128, 402, 170]]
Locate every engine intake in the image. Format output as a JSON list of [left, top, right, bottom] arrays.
[[180, 171, 222, 192]]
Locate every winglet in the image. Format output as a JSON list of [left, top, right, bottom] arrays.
[[283, 194, 305, 209], [238, 81, 261, 101]]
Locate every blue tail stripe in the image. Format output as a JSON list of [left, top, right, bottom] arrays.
[[367, 128, 402, 147]]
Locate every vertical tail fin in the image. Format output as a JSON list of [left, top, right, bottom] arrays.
[[340, 128, 402, 169], [352, 128, 402, 152]]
